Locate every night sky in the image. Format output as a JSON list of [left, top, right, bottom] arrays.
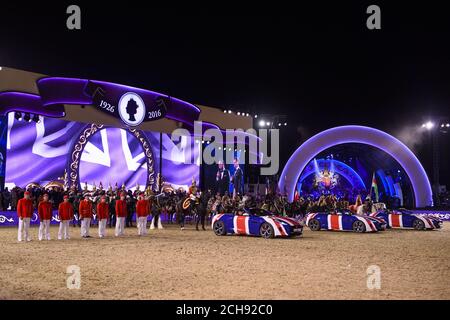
[[1, 2, 449, 185]]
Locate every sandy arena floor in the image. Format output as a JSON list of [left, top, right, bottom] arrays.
[[0, 222, 449, 300]]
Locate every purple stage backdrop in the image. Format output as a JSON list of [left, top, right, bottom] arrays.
[[4, 113, 199, 190]]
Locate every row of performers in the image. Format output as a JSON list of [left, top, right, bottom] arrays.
[[15, 190, 207, 242]]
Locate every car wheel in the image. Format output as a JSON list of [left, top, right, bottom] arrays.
[[308, 219, 321, 231], [352, 220, 366, 233], [260, 222, 274, 239], [213, 221, 226, 236], [413, 219, 425, 230]]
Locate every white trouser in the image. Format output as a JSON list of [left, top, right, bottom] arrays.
[[18, 217, 31, 241], [38, 220, 51, 240], [98, 219, 107, 238], [137, 216, 148, 235], [115, 217, 125, 236], [80, 218, 91, 237], [58, 220, 70, 240]]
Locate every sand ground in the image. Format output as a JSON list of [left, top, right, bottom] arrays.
[[0, 222, 449, 300]]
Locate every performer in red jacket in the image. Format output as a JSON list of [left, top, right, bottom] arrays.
[[38, 193, 52, 241], [136, 193, 149, 236], [97, 195, 109, 238], [115, 192, 127, 237], [17, 191, 33, 242], [79, 194, 93, 238], [58, 195, 74, 240]]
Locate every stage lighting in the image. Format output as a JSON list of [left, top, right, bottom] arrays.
[[14, 112, 22, 121], [266, 122, 270, 126], [237, 112, 241, 115], [446, 123, 450, 128], [278, 123, 281, 127], [259, 120, 265, 127], [246, 113, 249, 117], [32, 114, 40, 123], [23, 113, 31, 122], [254, 114, 258, 118], [0, 66, 2, 71], [284, 122, 287, 126], [422, 121, 434, 130], [228, 110, 232, 114]]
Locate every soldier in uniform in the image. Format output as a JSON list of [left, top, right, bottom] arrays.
[[97, 195, 109, 238], [38, 193, 52, 241], [17, 191, 33, 242], [136, 192, 149, 236], [115, 191, 127, 236], [79, 194, 93, 238], [58, 195, 74, 240]]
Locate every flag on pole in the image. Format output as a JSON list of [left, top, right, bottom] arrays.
[[294, 189, 300, 202], [371, 172, 379, 202]]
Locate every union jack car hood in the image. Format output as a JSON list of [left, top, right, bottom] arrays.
[[268, 216, 302, 227]]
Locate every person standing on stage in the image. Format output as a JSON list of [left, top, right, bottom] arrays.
[[136, 193, 149, 236], [17, 191, 33, 242], [58, 195, 74, 240], [231, 158, 243, 198], [115, 192, 127, 236], [216, 160, 230, 196], [79, 194, 93, 238], [97, 195, 109, 238], [38, 193, 52, 241]]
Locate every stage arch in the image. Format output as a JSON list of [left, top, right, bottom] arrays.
[[278, 125, 433, 207]]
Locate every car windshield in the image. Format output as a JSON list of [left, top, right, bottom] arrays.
[[249, 208, 273, 216]]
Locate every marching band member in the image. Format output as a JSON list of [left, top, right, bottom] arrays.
[[37, 193, 52, 241], [17, 191, 33, 242], [115, 192, 127, 236], [58, 195, 74, 240], [136, 192, 149, 236], [79, 194, 93, 238], [97, 195, 109, 238]]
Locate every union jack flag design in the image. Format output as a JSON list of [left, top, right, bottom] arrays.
[[371, 209, 442, 230], [233, 216, 250, 235], [211, 208, 303, 239], [306, 211, 385, 233]]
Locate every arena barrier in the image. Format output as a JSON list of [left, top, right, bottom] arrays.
[[409, 210, 450, 221], [0, 210, 180, 226], [1, 209, 449, 227]]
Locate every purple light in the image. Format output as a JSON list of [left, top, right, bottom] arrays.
[[0, 92, 65, 117], [278, 125, 433, 207]]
